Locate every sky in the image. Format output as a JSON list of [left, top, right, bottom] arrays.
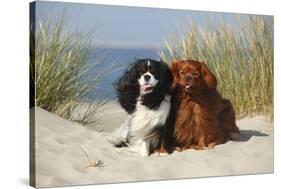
[[34, 1, 267, 49]]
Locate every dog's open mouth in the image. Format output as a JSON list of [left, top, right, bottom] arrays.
[[184, 84, 193, 92], [185, 84, 191, 89], [140, 84, 154, 94]]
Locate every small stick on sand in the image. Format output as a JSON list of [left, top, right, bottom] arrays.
[[78, 146, 105, 169]]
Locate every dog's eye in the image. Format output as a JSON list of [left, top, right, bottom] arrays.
[[179, 70, 186, 75], [192, 72, 200, 77], [141, 70, 146, 74]]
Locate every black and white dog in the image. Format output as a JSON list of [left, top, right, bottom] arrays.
[[111, 59, 173, 157]]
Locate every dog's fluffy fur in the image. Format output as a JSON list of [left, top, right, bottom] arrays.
[[169, 60, 240, 151], [111, 59, 173, 157]]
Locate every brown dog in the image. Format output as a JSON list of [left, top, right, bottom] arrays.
[[169, 60, 240, 151]]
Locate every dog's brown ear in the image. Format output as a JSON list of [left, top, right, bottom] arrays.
[[169, 61, 181, 91], [200, 63, 217, 89], [169, 61, 180, 74]]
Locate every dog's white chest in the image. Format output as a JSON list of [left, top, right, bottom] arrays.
[[130, 94, 171, 133], [112, 94, 171, 157]]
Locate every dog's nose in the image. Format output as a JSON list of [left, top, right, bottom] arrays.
[[185, 74, 193, 81], [144, 75, 151, 81]]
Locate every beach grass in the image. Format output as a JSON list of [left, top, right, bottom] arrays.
[[30, 16, 110, 125], [161, 15, 273, 119]]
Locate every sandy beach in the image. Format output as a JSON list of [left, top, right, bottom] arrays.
[[33, 103, 273, 188]]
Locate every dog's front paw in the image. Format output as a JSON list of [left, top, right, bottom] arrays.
[[140, 152, 149, 157], [152, 151, 168, 157]]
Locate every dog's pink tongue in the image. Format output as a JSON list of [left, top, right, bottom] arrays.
[[141, 84, 152, 92]]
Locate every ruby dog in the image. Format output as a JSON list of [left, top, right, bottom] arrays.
[[169, 60, 240, 151]]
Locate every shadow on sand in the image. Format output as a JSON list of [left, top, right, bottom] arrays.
[[238, 130, 269, 142]]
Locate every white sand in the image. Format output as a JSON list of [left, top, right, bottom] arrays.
[[34, 104, 273, 188]]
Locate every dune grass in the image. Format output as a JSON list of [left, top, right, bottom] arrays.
[[30, 16, 110, 125], [161, 15, 273, 119]]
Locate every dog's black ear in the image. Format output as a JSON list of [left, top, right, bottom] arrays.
[[113, 62, 140, 114], [163, 61, 173, 85], [159, 60, 173, 92]]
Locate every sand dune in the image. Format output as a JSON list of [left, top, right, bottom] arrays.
[[33, 104, 273, 188]]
